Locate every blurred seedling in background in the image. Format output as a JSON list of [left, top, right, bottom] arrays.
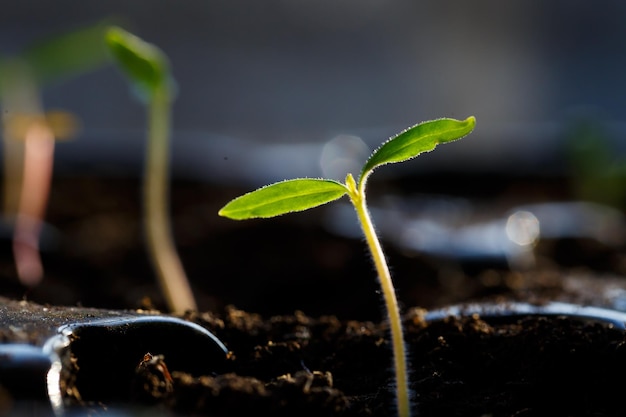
[[105, 26, 197, 313], [219, 116, 476, 417], [0, 21, 110, 286], [565, 117, 626, 210]]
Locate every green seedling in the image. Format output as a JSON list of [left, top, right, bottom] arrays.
[[565, 118, 626, 210], [105, 26, 196, 313], [0, 21, 110, 286], [219, 116, 476, 417]]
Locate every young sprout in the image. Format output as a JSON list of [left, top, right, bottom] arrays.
[[0, 61, 78, 286], [0, 22, 109, 287], [219, 116, 476, 417], [105, 27, 197, 314]]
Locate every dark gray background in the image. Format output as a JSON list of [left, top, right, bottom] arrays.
[[2, 1, 626, 185]]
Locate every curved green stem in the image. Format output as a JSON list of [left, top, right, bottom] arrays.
[[346, 174, 410, 417], [146, 86, 197, 313]]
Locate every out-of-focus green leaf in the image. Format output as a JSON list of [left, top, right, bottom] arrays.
[[21, 20, 114, 86], [105, 26, 171, 99]]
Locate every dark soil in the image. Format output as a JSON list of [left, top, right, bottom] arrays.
[[134, 304, 626, 417], [2, 174, 626, 416]]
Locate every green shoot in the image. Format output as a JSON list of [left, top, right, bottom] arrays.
[[219, 116, 476, 417], [105, 27, 196, 314], [18, 20, 112, 88], [0, 21, 109, 286]]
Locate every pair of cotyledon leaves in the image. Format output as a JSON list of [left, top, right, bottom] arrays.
[[219, 116, 476, 220], [101, 26, 476, 221]]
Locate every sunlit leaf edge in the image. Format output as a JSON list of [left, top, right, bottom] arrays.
[[218, 178, 348, 220], [360, 116, 476, 182]]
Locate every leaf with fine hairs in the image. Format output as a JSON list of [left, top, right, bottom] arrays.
[[218, 178, 348, 220], [360, 116, 476, 182]]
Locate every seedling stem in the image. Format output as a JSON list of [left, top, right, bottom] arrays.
[[345, 172, 410, 417], [106, 27, 197, 313], [219, 116, 476, 417], [146, 84, 196, 313]]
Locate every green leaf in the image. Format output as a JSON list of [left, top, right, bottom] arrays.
[[360, 116, 476, 181], [21, 20, 113, 87], [218, 178, 348, 220], [105, 26, 171, 98]]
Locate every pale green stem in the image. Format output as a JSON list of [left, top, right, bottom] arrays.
[[146, 86, 197, 313], [346, 174, 411, 417]]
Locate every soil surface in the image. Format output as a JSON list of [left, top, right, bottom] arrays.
[[1, 174, 626, 416]]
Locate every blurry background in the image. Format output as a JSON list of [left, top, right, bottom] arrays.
[[1, 0, 625, 183], [2, 0, 626, 318]]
